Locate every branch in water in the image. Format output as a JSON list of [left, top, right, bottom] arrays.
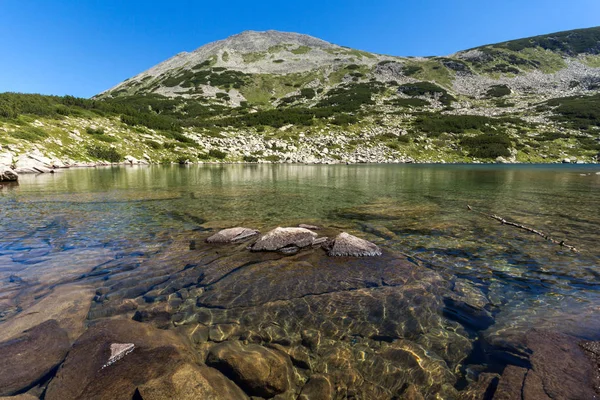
[[467, 205, 579, 253]]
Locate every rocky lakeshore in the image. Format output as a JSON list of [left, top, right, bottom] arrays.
[[0, 221, 598, 399]]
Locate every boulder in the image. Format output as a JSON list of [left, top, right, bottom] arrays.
[[0, 320, 70, 396], [206, 227, 259, 243], [136, 363, 248, 400], [0, 167, 18, 182], [45, 319, 244, 400], [298, 375, 333, 400], [251, 227, 318, 252], [326, 232, 381, 257], [206, 341, 294, 398]]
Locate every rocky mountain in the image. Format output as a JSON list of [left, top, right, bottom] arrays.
[[1, 27, 600, 174]]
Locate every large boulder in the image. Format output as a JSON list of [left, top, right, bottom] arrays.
[[206, 227, 259, 243], [0, 320, 70, 396], [206, 341, 294, 398], [326, 232, 381, 257], [45, 319, 246, 400], [0, 167, 18, 182], [251, 227, 318, 252]]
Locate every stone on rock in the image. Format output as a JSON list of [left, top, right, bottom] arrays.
[[45, 319, 243, 400], [0, 320, 70, 396], [327, 232, 381, 257], [206, 227, 260, 243], [206, 341, 294, 398], [251, 227, 318, 252]]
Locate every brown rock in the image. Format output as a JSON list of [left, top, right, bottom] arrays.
[[206, 341, 294, 398], [458, 373, 500, 400], [400, 385, 425, 400], [137, 363, 248, 400], [206, 227, 259, 243], [251, 227, 317, 252], [45, 319, 243, 400], [0, 395, 39, 400], [526, 329, 598, 399], [298, 375, 333, 400], [0, 284, 94, 343], [0, 320, 70, 396], [494, 365, 528, 400]]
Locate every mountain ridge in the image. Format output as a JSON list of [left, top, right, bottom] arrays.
[[1, 26, 600, 174]]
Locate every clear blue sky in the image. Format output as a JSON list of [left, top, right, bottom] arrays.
[[1, 0, 598, 98]]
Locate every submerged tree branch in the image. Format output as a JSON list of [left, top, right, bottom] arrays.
[[467, 205, 579, 253]]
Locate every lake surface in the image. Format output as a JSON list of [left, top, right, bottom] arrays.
[[1, 164, 599, 398]]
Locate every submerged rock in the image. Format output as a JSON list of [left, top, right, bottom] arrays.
[[326, 232, 381, 257], [45, 319, 244, 400], [298, 374, 333, 400], [0, 320, 70, 396], [206, 227, 259, 243], [251, 227, 318, 252], [493, 329, 599, 400], [0, 167, 18, 182], [206, 341, 294, 398]]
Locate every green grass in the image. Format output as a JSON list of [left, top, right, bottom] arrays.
[[291, 46, 311, 55], [242, 52, 266, 63]]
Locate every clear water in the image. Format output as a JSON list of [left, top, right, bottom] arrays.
[[1, 164, 599, 397]]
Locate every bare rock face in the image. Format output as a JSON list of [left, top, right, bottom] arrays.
[[45, 319, 245, 400], [206, 341, 294, 398], [0, 320, 70, 396], [206, 227, 259, 243], [0, 167, 18, 182], [327, 232, 381, 257], [251, 227, 317, 252]]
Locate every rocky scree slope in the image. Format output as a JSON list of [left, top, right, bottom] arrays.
[[2, 28, 600, 173]]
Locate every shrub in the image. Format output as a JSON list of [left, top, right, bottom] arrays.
[[243, 155, 259, 162], [86, 145, 123, 162], [86, 126, 105, 135], [486, 85, 511, 98], [208, 149, 227, 159], [398, 82, 455, 105], [460, 133, 512, 158]]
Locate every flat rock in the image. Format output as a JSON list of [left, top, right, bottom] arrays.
[[0, 395, 39, 400], [45, 319, 243, 400], [493, 329, 599, 400], [206, 341, 294, 398], [327, 232, 381, 257], [0, 285, 94, 343], [206, 227, 259, 243], [0, 320, 70, 396], [251, 227, 317, 252]]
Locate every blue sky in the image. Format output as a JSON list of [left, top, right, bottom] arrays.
[[1, 0, 598, 98]]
